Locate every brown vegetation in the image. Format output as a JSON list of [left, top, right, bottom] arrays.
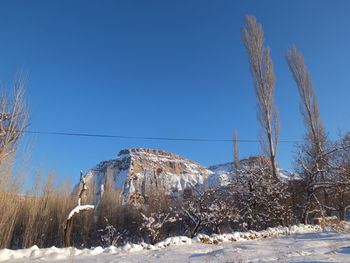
[[0, 74, 28, 168], [0, 170, 73, 249]]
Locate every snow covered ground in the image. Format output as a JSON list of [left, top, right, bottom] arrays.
[[1, 225, 350, 262]]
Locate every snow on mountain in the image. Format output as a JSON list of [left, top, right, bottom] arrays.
[[208, 156, 301, 188], [207, 162, 235, 188], [80, 149, 299, 205], [277, 168, 301, 181], [83, 148, 213, 204]]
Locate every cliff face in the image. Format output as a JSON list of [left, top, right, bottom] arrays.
[[84, 148, 213, 204], [82, 150, 299, 205]]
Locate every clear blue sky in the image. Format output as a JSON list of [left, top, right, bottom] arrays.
[[0, 0, 349, 186]]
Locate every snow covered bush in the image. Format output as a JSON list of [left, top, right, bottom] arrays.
[[204, 188, 239, 234], [291, 132, 350, 223], [177, 191, 209, 238], [98, 225, 128, 247], [139, 211, 179, 244], [176, 188, 238, 237], [232, 157, 294, 230]]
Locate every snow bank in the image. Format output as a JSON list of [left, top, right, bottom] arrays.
[[0, 224, 322, 262], [194, 224, 321, 244]]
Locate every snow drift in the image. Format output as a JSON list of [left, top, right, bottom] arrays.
[[0, 224, 322, 262]]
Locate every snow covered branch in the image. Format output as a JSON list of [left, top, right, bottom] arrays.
[[67, 204, 95, 221]]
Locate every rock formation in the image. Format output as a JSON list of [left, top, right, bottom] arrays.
[[84, 148, 213, 204], [80, 149, 299, 205]]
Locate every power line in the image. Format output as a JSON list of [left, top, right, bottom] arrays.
[[22, 130, 303, 143]]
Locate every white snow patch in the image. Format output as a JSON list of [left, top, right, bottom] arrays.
[[0, 224, 324, 262]]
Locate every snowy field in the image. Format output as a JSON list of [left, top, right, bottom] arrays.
[[1, 225, 350, 263]]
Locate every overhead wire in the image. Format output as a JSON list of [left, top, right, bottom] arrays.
[[21, 130, 303, 143]]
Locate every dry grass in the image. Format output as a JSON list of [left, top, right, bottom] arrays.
[[0, 158, 22, 248], [0, 192, 21, 248], [0, 165, 74, 248], [18, 172, 74, 248]]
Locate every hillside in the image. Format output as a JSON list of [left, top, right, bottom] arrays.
[[208, 156, 301, 187], [80, 149, 299, 205], [83, 148, 213, 204]]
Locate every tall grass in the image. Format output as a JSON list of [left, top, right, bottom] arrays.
[[18, 172, 73, 248], [0, 162, 139, 249], [0, 158, 22, 248], [0, 164, 74, 249]]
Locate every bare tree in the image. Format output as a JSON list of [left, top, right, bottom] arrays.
[[139, 211, 178, 244], [242, 15, 279, 179], [233, 130, 240, 174], [286, 46, 330, 221], [0, 74, 28, 167], [232, 156, 293, 230], [330, 135, 350, 220], [179, 190, 209, 238], [286, 46, 326, 158]]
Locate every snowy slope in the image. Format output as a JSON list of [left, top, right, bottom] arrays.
[[207, 162, 235, 188], [208, 156, 301, 188], [3, 225, 350, 263]]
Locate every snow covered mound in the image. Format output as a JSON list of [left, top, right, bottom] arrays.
[[208, 156, 300, 188], [0, 224, 322, 262], [83, 148, 213, 204]]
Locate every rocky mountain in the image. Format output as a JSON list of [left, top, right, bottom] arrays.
[[83, 148, 213, 204], [81, 149, 299, 205]]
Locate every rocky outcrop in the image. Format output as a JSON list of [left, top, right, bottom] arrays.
[[84, 148, 213, 204], [81, 150, 299, 205]]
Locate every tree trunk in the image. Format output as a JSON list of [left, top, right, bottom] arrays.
[[339, 208, 345, 221], [302, 190, 313, 224], [191, 221, 201, 238], [64, 217, 74, 247], [323, 189, 331, 216]]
